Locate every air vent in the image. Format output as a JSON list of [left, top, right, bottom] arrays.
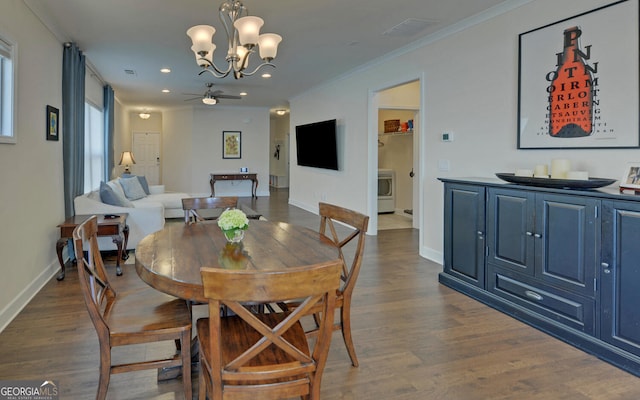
[[124, 69, 137, 76], [383, 18, 437, 37]]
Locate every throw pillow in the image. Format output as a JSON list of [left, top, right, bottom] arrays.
[[119, 177, 147, 200], [121, 173, 150, 195], [100, 181, 133, 207]]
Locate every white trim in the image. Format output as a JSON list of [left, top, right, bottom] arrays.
[[0, 31, 16, 144], [0, 261, 59, 334]]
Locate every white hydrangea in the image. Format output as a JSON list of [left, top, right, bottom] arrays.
[[217, 209, 249, 231]]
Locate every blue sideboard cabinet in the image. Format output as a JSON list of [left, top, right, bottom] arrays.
[[439, 177, 640, 377]]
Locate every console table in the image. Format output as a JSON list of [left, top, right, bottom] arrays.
[[209, 173, 258, 198], [56, 214, 129, 281]]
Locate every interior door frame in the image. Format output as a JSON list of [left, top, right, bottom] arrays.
[[367, 74, 424, 245]]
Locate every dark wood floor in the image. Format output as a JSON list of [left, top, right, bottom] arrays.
[[1, 188, 639, 399]]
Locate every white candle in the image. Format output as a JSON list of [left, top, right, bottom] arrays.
[[533, 164, 549, 178], [550, 159, 571, 179], [515, 169, 533, 177], [566, 170, 589, 180]]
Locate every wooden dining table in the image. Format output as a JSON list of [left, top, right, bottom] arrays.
[[135, 219, 342, 304]]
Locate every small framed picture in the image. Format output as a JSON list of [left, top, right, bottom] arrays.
[[46, 105, 59, 141], [620, 163, 640, 190], [223, 131, 241, 159]]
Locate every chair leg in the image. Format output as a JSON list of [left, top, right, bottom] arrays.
[[97, 347, 112, 400], [198, 353, 207, 400], [340, 305, 359, 367], [181, 330, 192, 400]]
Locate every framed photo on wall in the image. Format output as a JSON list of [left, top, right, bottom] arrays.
[[517, 0, 639, 149], [222, 131, 241, 159], [46, 105, 59, 141]]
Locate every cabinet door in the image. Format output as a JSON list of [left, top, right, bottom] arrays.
[[535, 194, 598, 296], [487, 188, 535, 275], [601, 201, 640, 356], [443, 183, 485, 288]]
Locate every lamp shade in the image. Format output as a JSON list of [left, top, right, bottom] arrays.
[[258, 33, 282, 60], [234, 16, 264, 46], [119, 151, 136, 166], [187, 25, 216, 55]]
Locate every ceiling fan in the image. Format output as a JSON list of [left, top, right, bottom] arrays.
[[183, 83, 242, 105]]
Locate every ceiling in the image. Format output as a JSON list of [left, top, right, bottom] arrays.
[[24, 0, 512, 113]]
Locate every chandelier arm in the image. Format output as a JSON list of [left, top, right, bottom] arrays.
[[197, 56, 234, 78], [238, 61, 276, 77]]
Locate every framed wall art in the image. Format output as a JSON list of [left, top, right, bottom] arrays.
[[517, 0, 639, 149], [46, 105, 59, 141], [222, 131, 241, 159]]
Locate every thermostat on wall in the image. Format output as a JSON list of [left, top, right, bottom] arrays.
[[442, 131, 454, 142]]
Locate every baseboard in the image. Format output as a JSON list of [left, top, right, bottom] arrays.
[[421, 246, 443, 265], [0, 260, 59, 334]]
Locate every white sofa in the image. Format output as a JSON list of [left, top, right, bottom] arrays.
[[74, 179, 191, 251]]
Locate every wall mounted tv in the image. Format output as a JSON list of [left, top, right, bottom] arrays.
[[295, 119, 339, 170]]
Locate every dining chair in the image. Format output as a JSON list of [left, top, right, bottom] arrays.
[[197, 260, 342, 400], [73, 216, 192, 400], [312, 202, 369, 367], [182, 196, 238, 224]]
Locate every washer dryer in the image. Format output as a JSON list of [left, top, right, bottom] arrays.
[[378, 169, 395, 213]]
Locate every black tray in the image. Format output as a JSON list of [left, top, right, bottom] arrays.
[[496, 173, 617, 189]]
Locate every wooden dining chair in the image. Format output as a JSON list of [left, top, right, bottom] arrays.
[[197, 260, 342, 400], [182, 196, 238, 224], [312, 202, 369, 367], [73, 216, 192, 400]]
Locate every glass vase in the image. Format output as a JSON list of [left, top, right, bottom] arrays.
[[224, 229, 245, 243]]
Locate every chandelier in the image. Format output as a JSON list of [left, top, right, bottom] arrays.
[[187, 0, 282, 79]]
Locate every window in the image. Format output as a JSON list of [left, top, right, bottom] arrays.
[[0, 35, 15, 144], [84, 102, 104, 192]]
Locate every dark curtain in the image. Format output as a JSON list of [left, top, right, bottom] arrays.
[[103, 85, 114, 180], [62, 42, 86, 218]]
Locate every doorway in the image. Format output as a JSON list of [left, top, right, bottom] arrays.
[[374, 80, 420, 232], [132, 132, 161, 185]]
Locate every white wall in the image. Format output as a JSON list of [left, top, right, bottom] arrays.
[[290, 0, 634, 263], [161, 106, 271, 196], [0, 0, 64, 331]]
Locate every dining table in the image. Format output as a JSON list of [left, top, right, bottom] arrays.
[[135, 219, 342, 304]]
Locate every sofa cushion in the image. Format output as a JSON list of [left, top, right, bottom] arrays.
[[135, 192, 187, 210], [122, 173, 150, 195], [119, 177, 147, 200], [100, 181, 133, 207], [106, 180, 127, 200]]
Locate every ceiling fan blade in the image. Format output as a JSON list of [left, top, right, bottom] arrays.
[[210, 90, 224, 96], [182, 93, 202, 96], [215, 94, 242, 100], [183, 97, 201, 101]]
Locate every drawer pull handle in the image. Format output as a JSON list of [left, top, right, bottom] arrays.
[[533, 233, 542, 239], [526, 231, 533, 236], [525, 290, 543, 301]]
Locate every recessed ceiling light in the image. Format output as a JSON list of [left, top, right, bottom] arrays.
[[160, 68, 171, 73], [261, 73, 271, 78], [276, 109, 287, 116], [239, 92, 248, 96], [162, 89, 170, 93]]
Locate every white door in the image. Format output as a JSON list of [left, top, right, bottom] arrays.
[[132, 132, 161, 184]]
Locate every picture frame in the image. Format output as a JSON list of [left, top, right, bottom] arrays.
[[620, 163, 640, 191], [46, 105, 59, 141], [222, 131, 241, 159], [517, 0, 639, 149]]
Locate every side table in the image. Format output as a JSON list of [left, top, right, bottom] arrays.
[[56, 214, 129, 281], [210, 173, 258, 198]]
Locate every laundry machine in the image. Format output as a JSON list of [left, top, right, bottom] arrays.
[[377, 169, 395, 213]]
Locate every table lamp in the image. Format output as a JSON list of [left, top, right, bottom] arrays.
[[119, 151, 136, 173]]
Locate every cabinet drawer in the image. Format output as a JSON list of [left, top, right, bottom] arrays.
[[488, 265, 595, 334]]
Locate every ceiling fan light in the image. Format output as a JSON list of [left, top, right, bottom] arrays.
[[187, 25, 216, 54], [234, 16, 264, 46], [258, 33, 282, 60], [202, 97, 217, 105]]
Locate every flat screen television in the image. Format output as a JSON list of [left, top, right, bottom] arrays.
[[295, 119, 339, 170]]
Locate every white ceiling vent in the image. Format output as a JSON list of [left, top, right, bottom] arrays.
[[124, 69, 137, 76], [383, 18, 437, 37]]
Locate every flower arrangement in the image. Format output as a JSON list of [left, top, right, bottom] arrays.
[[217, 208, 249, 242]]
